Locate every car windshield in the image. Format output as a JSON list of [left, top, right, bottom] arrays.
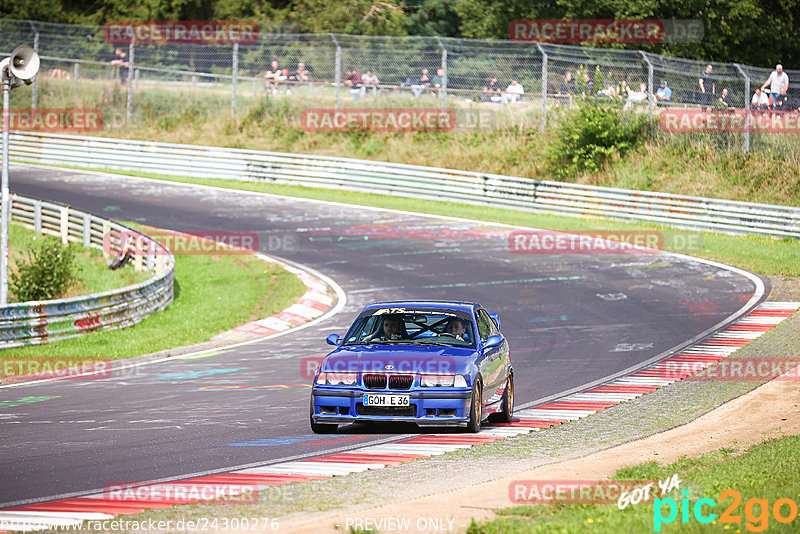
[[343, 308, 476, 348]]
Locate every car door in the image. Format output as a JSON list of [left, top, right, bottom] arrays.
[[476, 309, 504, 392]]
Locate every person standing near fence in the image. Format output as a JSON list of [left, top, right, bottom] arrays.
[[699, 64, 715, 110], [760, 64, 789, 107], [110, 48, 129, 85]]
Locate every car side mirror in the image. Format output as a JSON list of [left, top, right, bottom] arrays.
[[483, 335, 503, 350], [326, 334, 341, 346]]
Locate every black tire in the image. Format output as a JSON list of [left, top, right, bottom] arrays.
[[309, 400, 338, 434], [489, 374, 514, 423], [466, 379, 483, 433]]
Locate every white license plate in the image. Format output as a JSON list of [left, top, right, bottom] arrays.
[[363, 394, 410, 407]]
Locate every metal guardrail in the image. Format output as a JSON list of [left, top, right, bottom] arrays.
[[1, 193, 174, 349], [9, 132, 800, 239]]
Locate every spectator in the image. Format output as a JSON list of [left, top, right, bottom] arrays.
[[483, 75, 502, 102], [581, 72, 594, 97], [502, 78, 524, 103], [624, 82, 649, 110], [773, 86, 791, 111], [362, 69, 379, 86], [344, 68, 365, 100], [559, 71, 576, 95], [655, 80, 672, 105], [264, 60, 285, 93], [431, 68, 446, 91], [412, 68, 432, 97], [50, 68, 72, 80], [717, 88, 731, 108], [110, 48, 129, 85], [699, 64, 715, 108], [760, 64, 789, 106], [289, 63, 309, 83], [751, 87, 770, 109]]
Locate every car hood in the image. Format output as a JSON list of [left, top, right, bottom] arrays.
[[323, 344, 476, 375]]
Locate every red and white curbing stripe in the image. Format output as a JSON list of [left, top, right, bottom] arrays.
[[3, 302, 797, 530], [514, 301, 800, 424]]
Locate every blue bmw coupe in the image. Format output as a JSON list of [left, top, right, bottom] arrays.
[[310, 301, 514, 433]]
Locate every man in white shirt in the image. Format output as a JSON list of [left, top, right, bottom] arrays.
[[751, 87, 769, 109], [503, 78, 524, 103], [761, 64, 789, 107]]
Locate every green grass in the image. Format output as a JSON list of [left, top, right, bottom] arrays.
[[19, 163, 800, 277], [8, 221, 150, 301], [468, 436, 800, 533], [3, 231, 307, 361]]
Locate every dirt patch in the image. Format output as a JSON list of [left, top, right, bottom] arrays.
[[279, 277, 800, 533]]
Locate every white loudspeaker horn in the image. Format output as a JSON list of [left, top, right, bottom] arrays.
[[9, 45, 40, 81]]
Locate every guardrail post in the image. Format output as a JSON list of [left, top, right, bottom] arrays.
[[331, 34, 341, 110], [102, 220, 110, 259], [134, 240, 143, 271], [60, 206, 69, 244], [231, 42, 239, 118], [33, 199, 42, 234], [29, 20, 39, 110], [640, 51, 654, 137], [536, 43, 547, 131], [147, 239, 155, 271], [73, 62, 79, 85], [734, 64, 751, 154], [126, 42, 134, 121], [82, 213, 91, 247]]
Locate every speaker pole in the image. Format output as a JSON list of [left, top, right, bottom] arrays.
[[1, 74, 10, 305]]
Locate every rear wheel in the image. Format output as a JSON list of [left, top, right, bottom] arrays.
[[309, 400, 338, 434], [466, 379, 483, 433], [489, 374, 514, 423]]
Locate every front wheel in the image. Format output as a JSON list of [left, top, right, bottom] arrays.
[[309, 400, 338, 434], [466, 379, 483, 433], [489, 374, 514, 423]]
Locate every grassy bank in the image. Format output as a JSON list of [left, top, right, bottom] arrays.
[[18, 78, 800, 207], [468, 435, 800, 533], [8, 221, 150, 301], [3, 227, 307, 361]]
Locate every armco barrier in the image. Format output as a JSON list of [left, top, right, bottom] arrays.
[[9, 132, 800, 239], [1, 194, 174, 349]]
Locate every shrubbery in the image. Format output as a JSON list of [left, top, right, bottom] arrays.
[[547, 99, 649, 179], [10, 237, 79, 302]]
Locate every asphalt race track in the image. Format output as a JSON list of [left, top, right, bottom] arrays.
[[1, 164, 764, 506]]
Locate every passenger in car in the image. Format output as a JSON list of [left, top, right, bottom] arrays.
[[381, 315, 409, 340]]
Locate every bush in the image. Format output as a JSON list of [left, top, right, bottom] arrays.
[[547, 99, 649, 179], [10, 237, 79, 302]]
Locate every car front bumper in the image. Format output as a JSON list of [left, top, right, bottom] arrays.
[[311, 387, 472, 426]]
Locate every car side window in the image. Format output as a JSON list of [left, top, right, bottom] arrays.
[[476, 310, 491, 341]]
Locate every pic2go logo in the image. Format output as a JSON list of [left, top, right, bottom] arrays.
[[654, 489, 799, 532]]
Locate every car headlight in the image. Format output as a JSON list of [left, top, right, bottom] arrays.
[[420, 374, 456, 387], [454, 374, 468, 388], [316, 372, 357, 386]]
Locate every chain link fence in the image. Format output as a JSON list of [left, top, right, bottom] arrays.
[[2, 18, 798, 155]]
